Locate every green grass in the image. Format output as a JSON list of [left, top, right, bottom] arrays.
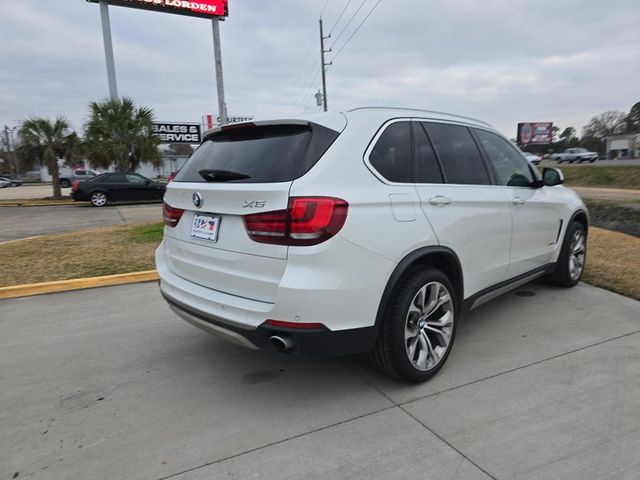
[[560, 166, 640, 189], [125, 222, 164, 244]]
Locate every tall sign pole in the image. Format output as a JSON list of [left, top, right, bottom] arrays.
[[319, 18, 330, 112], [99, 0, 119, 100], [212, 18, 228, 125]]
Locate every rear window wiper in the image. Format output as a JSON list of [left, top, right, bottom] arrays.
[[198, 169, 251, 182]]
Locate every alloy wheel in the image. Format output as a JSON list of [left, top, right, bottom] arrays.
[[404, 282, 454, 371], [91, 192, 107, 207], [569, 230, 586, 281]]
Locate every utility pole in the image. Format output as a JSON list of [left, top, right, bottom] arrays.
[[99, 0, 118, 100], [212, 18, 228, 125], [319, 18, 331, 112]]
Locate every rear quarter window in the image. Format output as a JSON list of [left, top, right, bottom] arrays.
[[175, 123, 340, 183]]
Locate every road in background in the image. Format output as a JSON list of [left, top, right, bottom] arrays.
[[539, 158, 640, 167], [1, 281, 639, 479], [0, 185, 67, 200], [0, 204, 162, 242]]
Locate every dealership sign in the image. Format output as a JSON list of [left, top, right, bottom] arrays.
[[153, 123, 202, 143], [517, 122, 554, 145], [87, 0, 228, 19], [202, 114, 254, 129]]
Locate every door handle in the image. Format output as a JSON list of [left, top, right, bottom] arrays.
[[512, 197, 525, 205], [429, 195, 452, 206]]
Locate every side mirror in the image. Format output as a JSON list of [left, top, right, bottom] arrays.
[[542, 167, 563, 186]]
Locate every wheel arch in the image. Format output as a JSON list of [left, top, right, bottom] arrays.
[[372, 246, 464, 339], [570, 209, 589, 233]]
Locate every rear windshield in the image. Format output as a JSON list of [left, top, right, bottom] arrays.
[[174, 123, 340, 183]]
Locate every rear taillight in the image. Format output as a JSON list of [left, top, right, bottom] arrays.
[[244, 196, 348, 246], [72, 180, 79, 192], [163, 202, 184, 228]]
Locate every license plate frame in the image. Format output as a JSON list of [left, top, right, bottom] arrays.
[[190, 214, 221, 242]]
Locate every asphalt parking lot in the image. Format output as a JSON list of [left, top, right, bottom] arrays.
[[0, 204, 162, 242], [2, 280, 639, 479]]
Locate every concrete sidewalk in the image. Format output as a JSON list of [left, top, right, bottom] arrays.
[[1, 281, 639, 479]]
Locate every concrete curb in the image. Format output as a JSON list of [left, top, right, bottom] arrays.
[[0, 202, 75, 207], [0, 270, 159, 300]]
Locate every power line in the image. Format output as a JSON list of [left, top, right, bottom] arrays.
[[292, 58, 321, 110], [331, 0, 383, 61], [328, 0, 353, 36], [328, 0, 368, 50]]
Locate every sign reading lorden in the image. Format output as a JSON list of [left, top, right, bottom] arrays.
[[153, 123, 202, 144], [87, 0, 228, 19]]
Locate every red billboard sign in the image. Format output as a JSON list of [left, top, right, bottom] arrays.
[[517, 122, 553, 145], [88, 0, 228, 19]]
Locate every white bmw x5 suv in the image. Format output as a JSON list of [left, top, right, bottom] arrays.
[[156, 107, 588, 383]]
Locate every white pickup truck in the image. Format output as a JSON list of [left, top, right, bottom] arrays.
[[556, 148, 599, 164]]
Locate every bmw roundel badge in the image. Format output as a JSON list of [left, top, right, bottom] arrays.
[[192, 192, 203, 208]]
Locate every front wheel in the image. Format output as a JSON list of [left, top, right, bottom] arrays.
[[90, 191, 108, 207], [370, 267, 457, 383], [546, 221, 587, 287]]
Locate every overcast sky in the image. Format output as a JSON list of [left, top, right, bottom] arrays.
[[1, 0, 639, 138]]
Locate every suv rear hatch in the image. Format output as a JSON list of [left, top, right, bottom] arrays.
[[162, 116, 346, 303]]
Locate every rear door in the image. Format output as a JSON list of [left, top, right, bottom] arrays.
[[413, 121, 512, 298], [474, 128, 561, 277], [162, 120, 344, 303], [104, 173, 131, 201]]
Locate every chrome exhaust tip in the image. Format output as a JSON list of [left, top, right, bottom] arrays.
[[270, 335, 294, 352]]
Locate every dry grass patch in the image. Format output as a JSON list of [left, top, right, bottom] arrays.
[[0, 222, 163, 287], [584, 227, 640, 300]]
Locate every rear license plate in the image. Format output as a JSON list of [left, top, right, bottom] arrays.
[[190, 214, 221, 242]]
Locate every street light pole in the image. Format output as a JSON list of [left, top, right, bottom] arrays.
[[212, 18, 228, 125], [99, 0, 119, 100]]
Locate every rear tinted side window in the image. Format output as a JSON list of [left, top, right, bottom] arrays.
[[423, 123, 491, 185], [369, 121, 412, 183], [414, 123, 444, 184], [175, 123, 340, 183]]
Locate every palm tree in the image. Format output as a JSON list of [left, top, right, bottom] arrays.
[[84, 97, 162, 172], [18, 117, 72, 198]]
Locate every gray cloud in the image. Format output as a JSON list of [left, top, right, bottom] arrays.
[[1, 0, 638, 139]]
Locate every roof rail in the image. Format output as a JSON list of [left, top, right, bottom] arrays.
[[347, 106, 492, 127]]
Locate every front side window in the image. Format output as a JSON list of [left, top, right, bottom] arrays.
[[423, 123, 490, 185], [369, 121, 412, 183], [475, 129, 533, 187], [109, 174, 127, 183]]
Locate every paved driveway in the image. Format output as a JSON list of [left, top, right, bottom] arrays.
[[1, 281, 639, 479], [0, 204, 162, 242]]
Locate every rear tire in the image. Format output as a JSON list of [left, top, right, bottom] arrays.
[[370, 267, 458, 383], [90, 191, 108, 207], [60, 179, 71, 188], [545, 221, 587, 287]]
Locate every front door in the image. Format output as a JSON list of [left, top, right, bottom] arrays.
[[473, 128, 561, 278]]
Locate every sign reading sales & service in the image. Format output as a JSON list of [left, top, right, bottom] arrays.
[[153, 123, 202, 144]]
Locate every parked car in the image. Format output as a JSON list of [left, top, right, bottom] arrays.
[[156, 108, 588, 383], [522, 152, 541, 165], [71, 172, 166, 206], [0, 176, 23, 187], [60, 169, 98, 188], [556, 148, 599, 164]]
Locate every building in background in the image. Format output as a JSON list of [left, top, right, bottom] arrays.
[[605, 134, 639, 159]]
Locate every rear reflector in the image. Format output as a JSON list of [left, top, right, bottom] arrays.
[[163, 202, 184, 228], [244, 196, 348, 246], [265, 319, 326, 330]]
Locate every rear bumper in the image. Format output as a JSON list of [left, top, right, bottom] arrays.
[[155, 236, 393, 357], [162, 291, 377, 357]]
